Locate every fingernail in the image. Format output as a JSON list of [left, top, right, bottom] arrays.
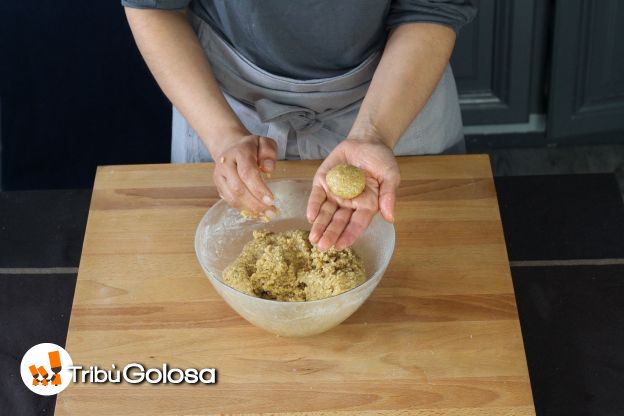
[[262, 195, 274, 205], [263, 160, 274, 171], [264, 209, 276, 219]]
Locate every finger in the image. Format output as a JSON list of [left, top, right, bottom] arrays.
[[215, 173, 251, 213], [258, 136, 277, 172], [214, 174, 241, 209], [335, 208, 375, 250], [317, 207, 352, 251], [309, 199, 337, 244], [379, 174, 400, 223], [307, 184, 327, 223], [222, 160, 273, 215], [237, 155, 274, 206], [315, 143, 346, 177]]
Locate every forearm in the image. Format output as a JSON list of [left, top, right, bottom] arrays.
[[124, 8, 247, 156], [349, 23, 456, 148]]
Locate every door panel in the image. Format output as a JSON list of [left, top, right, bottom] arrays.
[[548, 0, 624, 138], [452, 0, 536, 125]]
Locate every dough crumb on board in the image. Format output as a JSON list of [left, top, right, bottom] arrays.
[[223, 229, 366, 301]]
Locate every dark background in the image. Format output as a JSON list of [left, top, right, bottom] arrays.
[[0, 1, 171, 190], [1, 0, 624, 191]]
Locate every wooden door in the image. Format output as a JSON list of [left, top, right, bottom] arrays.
[[548, 0, 624, 138], [451, 0, 537, 125]]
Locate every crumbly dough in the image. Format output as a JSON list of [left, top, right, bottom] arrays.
[[240, 207, 279, 223], [326, 164, 366, 199], [223, 229, 366, 301], [240, 209, 270, 223]]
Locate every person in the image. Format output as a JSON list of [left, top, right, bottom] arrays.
[[122, 0, 476, 251]]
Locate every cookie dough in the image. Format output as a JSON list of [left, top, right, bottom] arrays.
[[223, 229, 366, 301], [240, 209, 276, 223], [326, 164, 366, 199]]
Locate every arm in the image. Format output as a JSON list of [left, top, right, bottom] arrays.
[[350, 22, 456, 148], [307, 23, 456, 251], [125, 8, 277, 217]]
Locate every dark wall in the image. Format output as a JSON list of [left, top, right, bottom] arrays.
[[0, 1, 171, 190]]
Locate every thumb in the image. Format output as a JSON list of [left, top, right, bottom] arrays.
[[379, 173, 400, 223], [257, 136, 277, 173]]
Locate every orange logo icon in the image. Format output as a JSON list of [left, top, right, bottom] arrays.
[[20, 343, 73, 395], [28, 351, 63, 387]]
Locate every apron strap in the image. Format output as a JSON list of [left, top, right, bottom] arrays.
[[255, 98, 362, 135]]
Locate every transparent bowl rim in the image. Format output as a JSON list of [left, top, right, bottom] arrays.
[[194, 180, 396, 305]]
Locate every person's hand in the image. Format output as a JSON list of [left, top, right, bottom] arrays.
[[211, 133, 278, 218], [307, 136, 400, 251]]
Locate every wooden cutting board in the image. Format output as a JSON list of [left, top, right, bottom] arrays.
[[56, 155, 535, 415]]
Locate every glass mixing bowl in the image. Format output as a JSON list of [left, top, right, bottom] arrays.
[[194, 180, 395, 337]]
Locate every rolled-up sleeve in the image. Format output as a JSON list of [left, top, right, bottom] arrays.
[[121, 0, 190, 9], [387, 0, 477, 32]]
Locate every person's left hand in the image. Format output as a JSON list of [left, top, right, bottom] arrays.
[[307, 136, 400, 251]]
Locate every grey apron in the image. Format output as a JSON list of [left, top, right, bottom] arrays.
[[171, 11, 465, 163]]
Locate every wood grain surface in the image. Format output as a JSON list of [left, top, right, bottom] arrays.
[[56, 155, 535, 415]]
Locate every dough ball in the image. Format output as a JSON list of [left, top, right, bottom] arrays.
[[326, 164, 366, 200]]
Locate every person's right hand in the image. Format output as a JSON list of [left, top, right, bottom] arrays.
[[211, 134, 278, 218]]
